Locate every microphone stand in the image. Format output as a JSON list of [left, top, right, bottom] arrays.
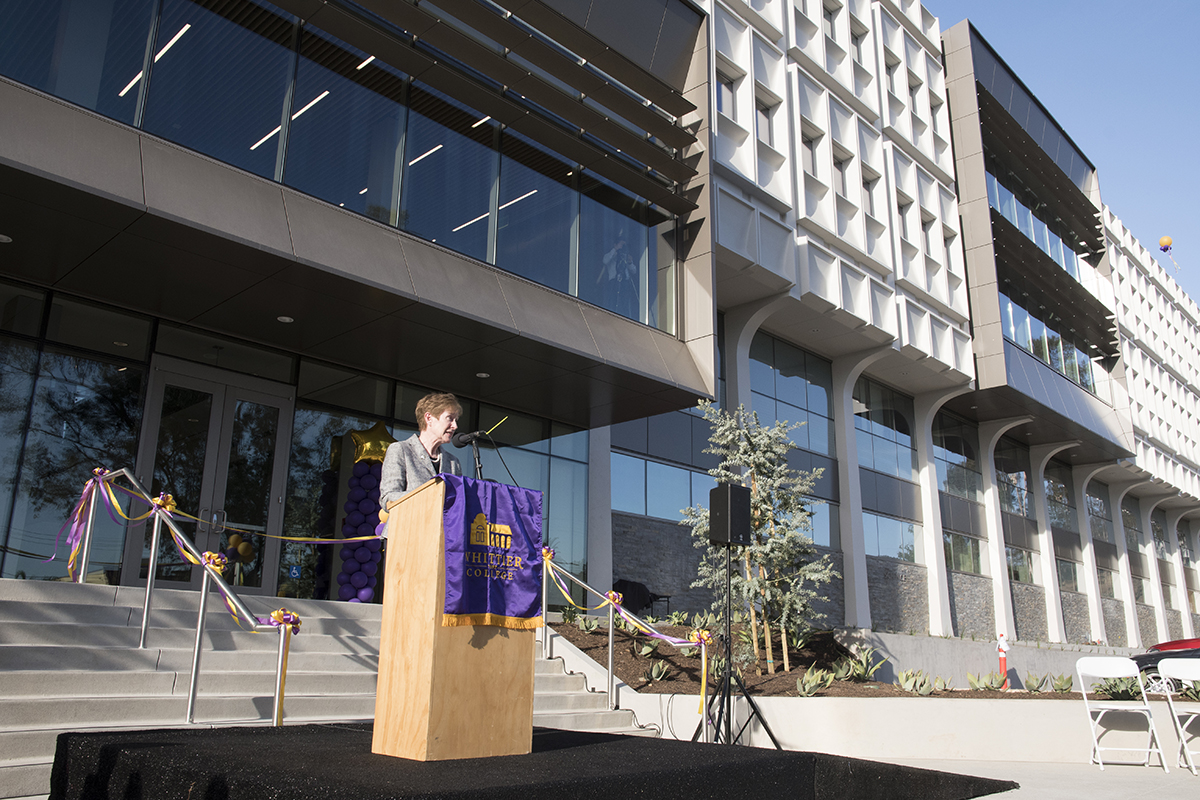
[[469, 439, 484, 481]]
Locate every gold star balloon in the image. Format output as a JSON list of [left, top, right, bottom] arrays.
[[351, 421, 397, 463]]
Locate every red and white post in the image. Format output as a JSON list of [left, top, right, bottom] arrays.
[[996, 633, 1010, 690]]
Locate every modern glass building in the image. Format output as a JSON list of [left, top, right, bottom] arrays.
[[0, 0, 715, 598]]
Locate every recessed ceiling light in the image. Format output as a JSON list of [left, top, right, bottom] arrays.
[[476, 372, 490, 379], [0, 234, 11, 244], [113, 341, 128, 347], [277, 316, 294, 323]]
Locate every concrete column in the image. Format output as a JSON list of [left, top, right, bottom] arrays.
[[586, 426, 613, 598], [831, 346, 893, 630], [977, 417, 1032, 641], [1165, 507, 1196, 638], [1071, 464, 1114, 644], [1029, 442, 1081, 644], [721, 294, 790, 413], [913, 386, 972, 637], [1109, 480, 1150, 648], [1139, 493, 1177, 645]]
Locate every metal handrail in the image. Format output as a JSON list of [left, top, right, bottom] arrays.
[[541, 559, 709, 741], [74, 468, 294, 726]]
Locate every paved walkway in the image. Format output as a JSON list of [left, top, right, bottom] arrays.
[[884, 756, 1196, 798]]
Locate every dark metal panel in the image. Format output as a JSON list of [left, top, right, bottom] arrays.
[[1052, 529, 1082, 561], [612, 417, 648, 452], [647, 410, 692, 463], [396, 236, 519, 339], [1093, 540, 1119, 572], [305, 5, 437, 80], [1129, 552, 1148, 578], [494, 273, 603, 363], [0, 189, 134, 288]]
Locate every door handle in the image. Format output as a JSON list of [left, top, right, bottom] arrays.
[[212, 509, 226, 534], [197, 507, 209, 535]]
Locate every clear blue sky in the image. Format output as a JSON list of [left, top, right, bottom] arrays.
[[928, 0, 1200, 303]]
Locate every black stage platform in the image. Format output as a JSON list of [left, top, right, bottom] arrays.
[[49, 723, 1017, 800]]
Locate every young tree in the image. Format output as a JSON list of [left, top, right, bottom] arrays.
[[683, 400, 837, 672]]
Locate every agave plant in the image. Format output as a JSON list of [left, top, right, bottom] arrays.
[[668, 610, 689, 626], [933, 675, 952, 692], [796, 667, 834, 697], [896, 669, 933, 696], [1180, 681, 1200, 702], [967, 671, 1006, 691], [1025, 672, 1048, 693], [638, 640, 661, 657], [644, 660, 671, 683], [577, 616, 600, 633], [559, 606, 579, 625], [833, 647, 887, 682], [1052, 673, 1073, 693], [1093, 676, 1142, 700]]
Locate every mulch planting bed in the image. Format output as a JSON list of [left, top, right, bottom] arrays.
[[551, 623, 1084, 699]]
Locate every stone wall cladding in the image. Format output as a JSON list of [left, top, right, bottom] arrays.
[[946, 571, 994, 639], [1060, 591, 1092, 643], [1011, 582, 1047, 642], [1101, 598, 1126, 646], [611, 514, 845, 626], [1136, 603, 1159, 646], [611, 512, 712, 614], [1193, 613, 1200, 635], [1166, 609, 1184, 641], [866, 556, 929, 634], [808, 549, 845, 630]]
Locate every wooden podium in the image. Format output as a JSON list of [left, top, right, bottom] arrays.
[[371, 478, 536, 761]]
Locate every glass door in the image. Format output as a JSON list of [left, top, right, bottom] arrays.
[[121, 356, 293, 594]]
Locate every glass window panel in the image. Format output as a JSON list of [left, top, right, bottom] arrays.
[[156, 323, 295, 383], [806, 499, 832, 548], [779, 403, 809, 450], [876, 514, 902, 559], [400, 83, 497, 261], [645, 461, 690, 521], [1057, 559, 1078, 592], [577, 173, 649, 323], [873, 435, 899, 477], [806, 412, 831, 456], [611, 453, 645, 515], [1097, 568, 1115, 599], [142, 0, 297, 179], [985, 172, 999, 210], [1028, 315, 1048, 363], [547, 457, 588, 579], [862, 512, 879, 556], [855, 428, 873, 469], [284, 26, 408, 223], [0, 283, 45, 337], [1062, 341, 1079, 382], [216, 399, 281, 589], [751, 392, 777, 424], [1046, 328, 1064, 373], [1048, 230, 1065, 267], [479, 445, 548, 500], [997, 183, 1016, 225], [690, 470, 715, 509], [0, 0, 153, 125], [774, 341, 807, 408], [0, 339, 39, 569], [806, 357, 832, 418], [1, 350, 143, 581], [549, 424, 588, 462], [1032, 217, 1050, 254], [496, 132, 576, 294], [1076, 348, 1095, 393], [1015, 200, 1034, 240], [479, 405, 548, 450], [1062, 247, 1079, 279], [278, 405, 380, 599], [649, 215, 676, 334], [749, 332, 775, 396], [47, 297, 150, 360], [1010, 301, 1031, 350]]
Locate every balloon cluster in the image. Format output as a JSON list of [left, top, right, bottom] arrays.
[[224, 533, 255, 563], [336, 461, 384, 602]]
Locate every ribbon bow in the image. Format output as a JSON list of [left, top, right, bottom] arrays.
[[260, 607, 302, 634], [151, 493, 177, 515], [202, 551, 228, 573]]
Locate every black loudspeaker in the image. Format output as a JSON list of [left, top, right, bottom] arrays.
[[709, 484, 751, 546]]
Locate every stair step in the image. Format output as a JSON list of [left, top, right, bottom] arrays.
[[0, 761, 49, 800], [0, 645, 379, 673], [532, 709, 638, 730], [0, 669, 378, 699], [532, 691, 609, 712], [0, 620, 379, 653]]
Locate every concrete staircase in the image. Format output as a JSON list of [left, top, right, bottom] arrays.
[[0, 578, 649, 800]]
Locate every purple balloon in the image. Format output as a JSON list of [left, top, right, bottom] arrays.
[[336, 572, 351, 585], [355, 546, 372, 563], [348, 487, 366, 502], [347, 510, 365, 527], [361, 561, 378, 577], [353, 461, 370, 477], [347, 476, 361, 489], [357, 587, 375, 602], [338, 584, 356, 601], [371, 551, 382, 563], [341, 523, 357, 536], [370, 462, 383, 478], [342, 558, 361, 574], [368, 488, 380, 502], [357, 498, 376, 514], [339, 546, 355, 561], [365, 537, 382, 552], [350, 571, 368, 589], [373, 523, 385, 537], [356, 522, 376, 537], [343, 500, 357, 513], [360, 475, 378, 490], [349, 598, 361, 603], [367, 576, 377, 588]]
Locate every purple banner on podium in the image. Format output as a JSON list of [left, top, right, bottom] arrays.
[[441, 474, 543, 629]]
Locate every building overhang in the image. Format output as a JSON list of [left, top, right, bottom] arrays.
[[0, 78, 712, 428]]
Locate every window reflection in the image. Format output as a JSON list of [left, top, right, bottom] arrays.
[[400, 83, 497, 261], [0, 349, 143, 582], [284, 27, 408, 223], [0, 0, 153, 125], [496, 133, 576, 294]]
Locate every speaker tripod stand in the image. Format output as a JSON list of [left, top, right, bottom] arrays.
[[692, 544, 781, 748]]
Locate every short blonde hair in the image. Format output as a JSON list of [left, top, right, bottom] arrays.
[[415, 392, 462, 431]]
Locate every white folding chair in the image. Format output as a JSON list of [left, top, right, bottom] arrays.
[[1076, 656, 1168, 771], [1158, 658, 1200, 775]]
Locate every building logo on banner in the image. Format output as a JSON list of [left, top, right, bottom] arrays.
[[442, 474, 543, 629]]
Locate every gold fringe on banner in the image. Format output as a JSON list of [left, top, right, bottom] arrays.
[[442, 613, 544, 630]]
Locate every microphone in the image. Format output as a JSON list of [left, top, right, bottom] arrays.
[[451, 430, 485, 448]]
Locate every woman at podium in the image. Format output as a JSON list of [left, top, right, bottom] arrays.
[[379, 392, 464, 522]]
